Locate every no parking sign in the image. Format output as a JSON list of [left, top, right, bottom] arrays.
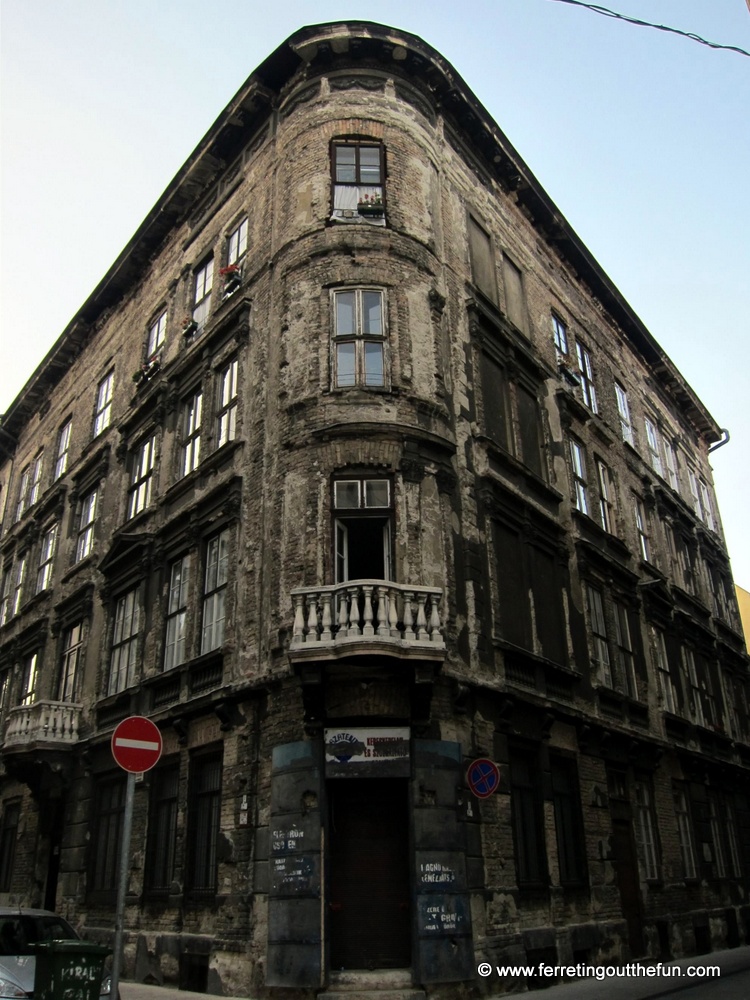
[[466, 757, 501, 799]]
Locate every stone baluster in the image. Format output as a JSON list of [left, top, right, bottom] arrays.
[[320, 591, 333, 642], [389, 586, 400, 637], [416, 591, 429, 640], [337, 587, 349, 638], [348, 585, 362, 636], [429, 593, 443, 642], [305, 593, 319, 643], [292, 593, 306, 645], [362, 585, 375, 637], [376, 586, 389, 636], [403, 591, 415, 641]]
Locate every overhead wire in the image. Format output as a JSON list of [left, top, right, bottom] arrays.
[[547, 0, 750, 58]]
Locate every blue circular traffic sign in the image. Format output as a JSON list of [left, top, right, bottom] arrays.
[[467, 758, 500, 798]]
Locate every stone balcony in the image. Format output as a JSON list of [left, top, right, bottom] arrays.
[[3, 700, 83, 750], [290, 580, 445, 662]]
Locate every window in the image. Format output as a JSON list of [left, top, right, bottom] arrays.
[[721, 797, 742, 877], [0, 568, 11, 627], [708, 793, 726, 878], [192, 258, 214, 332], [673, 785, 697, 879], [202, 530, 229, 654], [552, 314, 568, 358], [613, 601, 638, 698], [614, 382, 634, 446], [145, 765, 179, 893], [651, 626, 677, 714], [332, 288, 386, 389], [76, 489, 98, 562], [147, 310, 167, 358], [187, 753, 222, 895], [698, 480, 716, 532], [15, 466, 31, 522], [480, 352, 544, 477], [35, 524, 58, 594], [575, 341, 597, 412], [108, 588, 139, 695], [93, 371, 114, 437], [11, 556, 26, 618], [681, 646, 706, 727], [226, 218, 248, 266], [634, 781, 660, 880], [181, 391, 202, 477], [569, 438, 588, 514], [664, 439, 679, 492], [551, 757, 586, 884], [587, 584, 611, 687], [332, 140, 384, 223], [54, 420, 72, 480], [90, 777, 125, 893], [510, 749, 546, 885], [20, 652, 39, 707], [216, 359, 239, 447], [596, 460, 615, 533], [688, 471, 716, 531], [634, 497, 650, 562], [333, 477, 392, 583], [164, 556, 190, 671], [644, 417, 664, 477], [0, 802, 21, 893], [127, 435, 156, 519], [468, 217, 497, 304], [58, 623, 83, 702], [502, 256, 526, 333], [29, 453, 43, 507]]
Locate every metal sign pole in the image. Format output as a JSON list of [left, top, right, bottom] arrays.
[[111, 770, 136, 1000]]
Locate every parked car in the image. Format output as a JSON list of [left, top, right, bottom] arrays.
[[0, 908, 112, 1000]]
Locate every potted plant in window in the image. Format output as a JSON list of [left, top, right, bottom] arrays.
[[182, 315, 198, 338], [219, 263, 242, 295], [356, 193, 384, 218], [132, 353, 161, 386]]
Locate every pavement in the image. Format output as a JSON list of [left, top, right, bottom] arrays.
[[118, 945, 750, 1000]]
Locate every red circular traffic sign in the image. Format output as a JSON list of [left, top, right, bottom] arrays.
[[467, 758, 501, 799], [111, 716, 163, 773]]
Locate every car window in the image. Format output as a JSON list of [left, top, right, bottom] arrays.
[[0, 916, 77, 955]]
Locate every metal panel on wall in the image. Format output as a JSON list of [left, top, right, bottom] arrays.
[[411, 740, 474, 983], [267, 741, 323, 987]]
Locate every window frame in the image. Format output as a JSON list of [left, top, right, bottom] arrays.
[[89, 776, 126, 896], [614, 382, 634, 446], [575, 340, 598, 413], [226, 218, 248, 267], [651, 625, 677, 715], [569, 438, 588, 515], [20, 652, 39, 707], [201, 529, 229, 655], [331, 287, 387, 390], [186, 752, 222, 897], [127, 434, 156, 520], [216, 358, 239, 448], [192, 258, 214, 332], [331, 139, 385, 224], [35, 523, 58, 594], [596, 459, 615, 533], [509, 748, 547, 887], [551, 313, 568, 358], [93, 371, 114, 438], [181, 390, 203, 478], [108, 587, 140, 696], [550, 756, 587, 886], [76, 488, 98, 563], [634, 496, 650, 562], [144, 763, 180, 894], [673, 784, 697, 880], [53, 420, 72, 481], [633, 780, 660, 881], [147, 310, 167, 358], [644, 417, 664, 477], [164, 555, 190, 671], [58, 622, 83, 702], [586, 583, 612, 687]]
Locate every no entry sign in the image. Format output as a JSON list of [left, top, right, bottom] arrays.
[[111, 716, 163, 773], [467, 757, 500, 799]]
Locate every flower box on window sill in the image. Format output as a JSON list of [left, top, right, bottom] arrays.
[[219, 264, 242, 296], [182, 319, 199, 339], [132, 357, 161, 386], [357, 201, 384, 218]]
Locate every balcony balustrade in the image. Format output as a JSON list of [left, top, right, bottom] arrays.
[[3, 700, 82, 749], [290, 580, 445, 656]]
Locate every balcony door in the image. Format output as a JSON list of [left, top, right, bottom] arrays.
[[335, 518, 392, 582]]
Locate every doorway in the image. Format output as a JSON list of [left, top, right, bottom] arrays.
[[328, 779, 411, 970]]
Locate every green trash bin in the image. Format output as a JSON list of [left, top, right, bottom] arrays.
[[34, 940, 111, 1000]]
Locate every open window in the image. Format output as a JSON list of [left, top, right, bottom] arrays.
[[331, 140, 385, 225], [332, 477, 392, 582]]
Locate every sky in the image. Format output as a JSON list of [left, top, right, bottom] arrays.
[[1, 0, 749, 586]]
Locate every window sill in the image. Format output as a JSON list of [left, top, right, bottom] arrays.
[[61, 554, 97, 584]]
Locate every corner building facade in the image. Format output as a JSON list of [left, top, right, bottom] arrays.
[[1, 22, 749, 997]]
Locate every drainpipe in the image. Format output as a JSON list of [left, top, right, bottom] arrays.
[[709, 428, 730, 454]]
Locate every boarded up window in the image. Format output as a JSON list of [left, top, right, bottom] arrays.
[[481, 355, 511, 448], [516, 385, 543, 478], [493, 522, 531, 650], [532, 548, 566, 665], [503, 256, 526, 333], [468, 217, 497, 303]]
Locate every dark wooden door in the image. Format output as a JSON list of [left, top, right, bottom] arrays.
[[611, 819, 645, 957], [328, 779, 411, 969]]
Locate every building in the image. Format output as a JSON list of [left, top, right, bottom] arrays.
[[0, 20, 748, 997]]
